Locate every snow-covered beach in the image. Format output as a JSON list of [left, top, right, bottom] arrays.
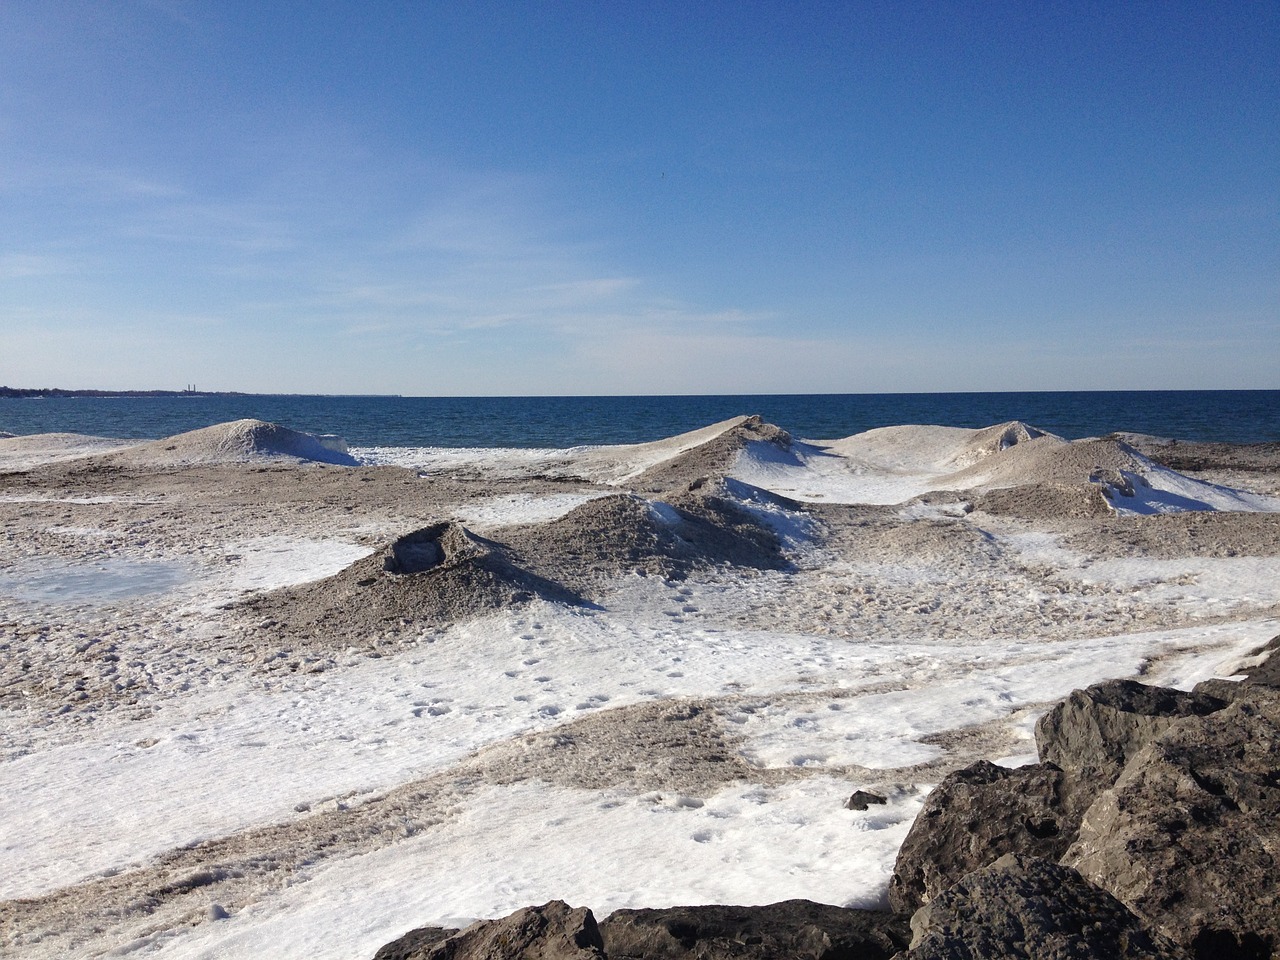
[[2, 416, 1279, 958]]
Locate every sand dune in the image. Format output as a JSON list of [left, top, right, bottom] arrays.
[[730, 421, 1280, 514], [235, 521, 587, 646], [106, 419, 357, 467], [572, 415, 792, 490]]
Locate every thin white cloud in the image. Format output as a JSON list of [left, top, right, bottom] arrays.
[[0, 253, 73, 279]]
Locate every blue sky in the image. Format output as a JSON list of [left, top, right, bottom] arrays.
[[1, 1, 1276, 395]]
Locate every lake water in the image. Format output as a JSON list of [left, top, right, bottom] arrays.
[[1, 391, 1277, 447]]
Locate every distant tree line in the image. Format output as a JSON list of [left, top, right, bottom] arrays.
[[0, 387, 241, 398]]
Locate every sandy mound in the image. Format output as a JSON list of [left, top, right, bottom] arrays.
[[1117, 434, 1280, 477], [822, 421, 1052, 475], [624, 415, 795, 493], [0, 432, 139, 470], [109, 419, 356, 466], [503, 492, 789, 593], [1062, 510, 1280, 560], [571, 416, 758, 483], [948, 436, 1143, 491], [237, 521, 585, 644], [971, 483, 1114, 520]]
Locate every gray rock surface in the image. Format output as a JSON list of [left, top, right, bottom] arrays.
[[375, 901, 604, 960], [598, 900, 909, 960], [1064, 686, 1280, 960], [888, 761, 1079, 915], [904, 854, 1188, 960], [844, 790, 887, 811], [374, 925, 459, 960], [1034, 679, 1228, 796], [1242, 634, 1280, 689]]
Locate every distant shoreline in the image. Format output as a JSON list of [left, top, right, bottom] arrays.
[[0, 387, 241, 399], [0, 388, 399, 399]]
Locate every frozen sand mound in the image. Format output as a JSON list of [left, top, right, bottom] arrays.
[[504, 491, 789, 592], [0, 432, 138, 470], [823, 421, 1051, 475], [731, 420, 1280, 515], [238, 521, 585, 644], [237, 490, 791, 647], [573, 416, 793, 491], [111, 419, 357, 466]]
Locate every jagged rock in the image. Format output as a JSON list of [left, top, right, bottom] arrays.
[[598, 900, 909, 960], [888, 761, 1080, 915], [904, 854, 1188, 960], [1034, 679, 1228, 797], [372, 925, 457, 960], [1243, 634, 1280, 689], [374, 901, 604, 960], [1063, 687, 1280, 960], [845, 790, 887, 811]]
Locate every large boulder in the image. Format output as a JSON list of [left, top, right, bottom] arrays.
[[904, 854, 1188, 960], [1242, 634, 1280, 689], [888, 761, 1081, 915], [1034, 679, 1228, 799], [374, 901, 605, 960], [598, 900, 909, 960], [1063, 687, 1280, 960], [374, 926, 459, 960]]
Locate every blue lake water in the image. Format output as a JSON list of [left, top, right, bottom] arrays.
[[1, 391, 1277, 447]]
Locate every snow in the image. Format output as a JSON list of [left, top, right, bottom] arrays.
[[119, 778, 922, 960], [1106, 464, 1280, 514], [4, 421, 1280, 959]]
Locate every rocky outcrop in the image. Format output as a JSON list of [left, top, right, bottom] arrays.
[[376, 902, 605, 960], [890, 674, 1280, 960], [374, 926, 459, 960], [1034, 680, 1229, 795], [598, 901, 908, 960], [1064, 686, 1280, 959], [903, 854, 1188, 960], [888, 761, 1081, 914]]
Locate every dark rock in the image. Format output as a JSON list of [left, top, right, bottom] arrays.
[[1034, 679, 1228, 799], [1063, 687, 1280, 959], [598, 900, 909, 960], [374, 901, 604, 960], [1190, 677, 1247, 702], [888, 761, 1080, 915], [373, 925, 458, 960], [1243, 634, 1280, 689], [904, 854, 1188, 960], [844, 791, 887, 811]]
